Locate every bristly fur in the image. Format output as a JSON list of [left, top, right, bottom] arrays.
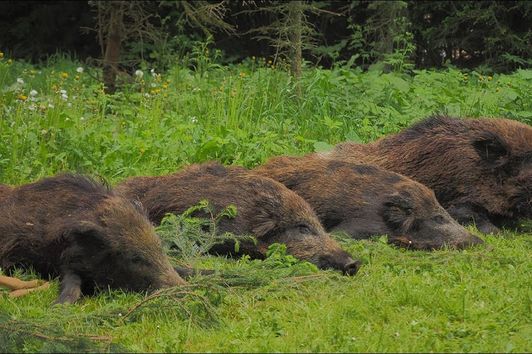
[[116, 161, 358, 273], [0, 173, 182, 303], [255, 155, 481, 250], [325, 116, 532, 232]]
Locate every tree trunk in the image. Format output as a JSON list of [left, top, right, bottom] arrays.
[[287, 1, 303, 97], [103, 1, 124, 94]]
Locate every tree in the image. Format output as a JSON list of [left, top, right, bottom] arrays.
[[90, 0, 234, 94]]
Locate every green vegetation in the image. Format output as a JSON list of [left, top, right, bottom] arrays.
[[0, 54, 531, 352]]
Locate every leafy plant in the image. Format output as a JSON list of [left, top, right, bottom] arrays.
[[156, 200, 255, 260]]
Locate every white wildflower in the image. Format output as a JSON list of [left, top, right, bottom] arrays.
[[29, 89, 38, 97], [48, 103, 55, 109], [151, 68, 156, 77], [17, 78, 24, 85], [60, 89, 67, 95], [150, 83, 157, 88], [28, 104, 36, 111], [61, 93, 68, 101], [67, 102, 72, 107], [135, 70, 144, 78], [76, 67, 84, 73], [190, 116, 198, 123]]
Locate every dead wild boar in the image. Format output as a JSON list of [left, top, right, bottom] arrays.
[[325, 116, 532, 234], [0, 174, 185, 304], [255, 156, 483, 250], [116, 162, 360, 275]]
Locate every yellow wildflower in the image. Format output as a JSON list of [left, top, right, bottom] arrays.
[[487, 76, 493, 81], [60, 72, 69, 79], [239, 72, 246, 78], [0, 52, 4, 59], [18, 94, 28, 101], [7, 59, 13, 64], [162, 83, 169, 89]]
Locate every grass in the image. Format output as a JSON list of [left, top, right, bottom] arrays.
[[0, 52, 531, 352]]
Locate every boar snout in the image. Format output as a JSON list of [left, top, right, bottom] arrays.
[[158, 267, 187, 289], [452, 232, 484, 249], [317, 250, 361, 276]]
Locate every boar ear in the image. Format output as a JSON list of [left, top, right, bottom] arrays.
[[382, 194, 413, 230], [66, 221, 109, 251], [252, 219, 278, 239], [472, 132, 509, 168]]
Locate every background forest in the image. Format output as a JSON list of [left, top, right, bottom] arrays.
[[1, 0, 530, 73]]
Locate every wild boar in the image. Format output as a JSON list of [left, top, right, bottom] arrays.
[[255, 156, 483, 250], [0, 174, 185, 304], [116, 162, 360, 275], [325, 116, 532, 233]]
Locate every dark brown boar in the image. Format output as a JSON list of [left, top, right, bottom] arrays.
[[116, 162, 360, 275], [0, 174, 185, 304], [254, 156, 483, 250], [325, 116, 532, 234]]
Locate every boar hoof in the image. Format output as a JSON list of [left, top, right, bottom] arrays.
[[477, 222, 501, 235], [54, 272, 82, 305]]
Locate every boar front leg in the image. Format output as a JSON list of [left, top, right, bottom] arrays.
[[54, 272, 82, 304], [447, 204, 500, 234]]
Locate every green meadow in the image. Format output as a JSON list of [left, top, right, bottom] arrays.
[[0, 54, 531, 352]]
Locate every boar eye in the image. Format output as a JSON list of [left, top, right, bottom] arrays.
[[131, 255, 147, 265], [297, 224, 312, 234], [433, 215, 446, 224]]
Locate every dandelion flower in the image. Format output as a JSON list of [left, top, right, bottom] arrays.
[[18, 94, 28, 101], [7, 59, 12, 64], [0, 52, 4, 59], [135, 70, 144, 78], [60, 72, 69, 79], [29, 89, 38, 97], [17, 78, 24, 85], [76, 67, 84, 73]]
